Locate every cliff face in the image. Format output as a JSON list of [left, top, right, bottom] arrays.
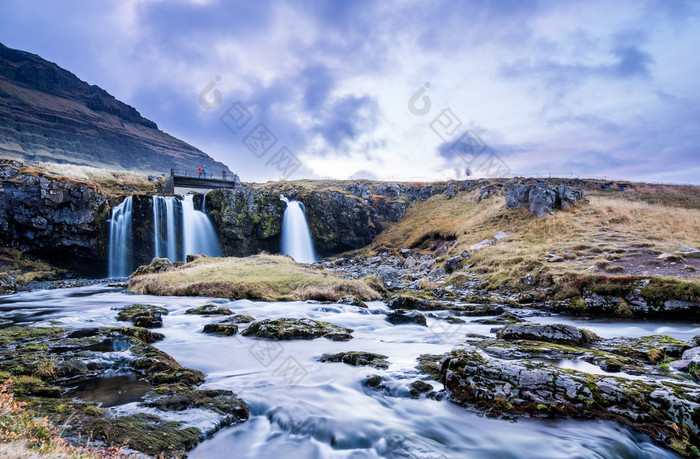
[[0, 160, 109, 274], [0, 42, 230, 175]]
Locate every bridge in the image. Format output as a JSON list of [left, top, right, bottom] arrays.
[[163, 168, 243, 194]]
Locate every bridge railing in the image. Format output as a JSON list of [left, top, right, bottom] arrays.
[[170, 168, 233, 181]]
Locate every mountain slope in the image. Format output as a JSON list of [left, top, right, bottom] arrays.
[[0, 42, 230, 175]]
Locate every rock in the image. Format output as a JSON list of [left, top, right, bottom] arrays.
[[386, 309, 428, 326], [428, 268, 446, 280], [376, 265, 402, 290], [469, 239, 493, 251], [496, 323, 600, 345], [445, 182, 457, 199], [337, 297, 368, 308], [505, 181, 586, 216], [444, 250, 470, 274], [186, 253, 207, 263], [202, 323, 238, 336], [657, 253, 683, 262], [685, 335, 700, 350], [319, 351, 389, 369], [403, 256, 418, 269], [219, 314, 255, 324], [0, 272, 18, 294], [400, 248, 413, 258], [493, 231, 509, 242], [387, 293, 442, 311], [116, 304, 168, 328], [364, 374, 384, 388], [131, 258, 176, 277], [520, 274, 534, 286], [682, 347, 700, 363], [677, 247, 700, 258], [453, 304, 504, 316], [241, 318, 353, 341], [409, 380, 434, 397], [670, 360, 692, 371], [185, 304, 233, 315]]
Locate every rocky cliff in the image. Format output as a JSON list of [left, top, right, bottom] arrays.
[[0, 159, 109, 274], [0, 42, 230, 175]]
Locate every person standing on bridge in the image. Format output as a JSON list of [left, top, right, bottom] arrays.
[[197, 165, 203, 178], [203, 166, 207, 178]]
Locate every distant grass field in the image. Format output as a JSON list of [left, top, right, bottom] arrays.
[[129, 254, 384, 301]]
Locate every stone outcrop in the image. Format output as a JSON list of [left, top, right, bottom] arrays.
[[0, 159, 109, 273], [506, 182, 586, 216]]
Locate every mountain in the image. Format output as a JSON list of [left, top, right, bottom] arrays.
[[0, 42, 231, 175]]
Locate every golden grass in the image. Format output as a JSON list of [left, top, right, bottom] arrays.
[[129, 254, 383, 301], [35, 162, 157, 195], [0, 247, 63, 284], [370, 185, 700, 288]]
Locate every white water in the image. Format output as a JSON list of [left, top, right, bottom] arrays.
[[280, 196, 317, 263], [153, 196, 179, 261], [0, 286, 686, 458], [108, 196, 132, 277], [182, 194, 221, 258]]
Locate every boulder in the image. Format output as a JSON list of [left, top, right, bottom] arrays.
[[400, 248, 413, 258], [241, 318, 353, 341], [116, 304, 168, 328], [130, 258, 176, 277], [202, 323, 238, 336], [505, 181, 586, 217], [386, 309, 427, 326], [376, 265, 402, 290], [319, 351, 389, 369], [493, 231, 509, 242], [469, 239, 493, 251], [496, 323, 600, 345], [444, 250, 470, 274], [185, 305, 233, 315], [186, 253, 207, 263]]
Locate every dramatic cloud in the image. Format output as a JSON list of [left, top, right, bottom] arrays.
[[0, 0, 698, 183]]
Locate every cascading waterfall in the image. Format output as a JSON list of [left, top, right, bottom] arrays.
[[153, 196, 179, 261], [280, 196, 317, 263], [108, 196, 133, 277], [182, 195, 221, 258]]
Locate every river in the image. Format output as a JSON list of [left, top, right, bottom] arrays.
[[0, 283, 693, 458]]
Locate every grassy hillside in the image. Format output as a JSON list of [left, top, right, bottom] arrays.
[[370, 181, 700, 288]]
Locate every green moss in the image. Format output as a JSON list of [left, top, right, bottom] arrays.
[[116, 304, 168, 328], [319, 351, 389, 369]]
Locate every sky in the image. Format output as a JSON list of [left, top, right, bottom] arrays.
[[1, 0, 699, 184]]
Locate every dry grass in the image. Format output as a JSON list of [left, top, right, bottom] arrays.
[[129, 254, 383, 301], [371, 184, 700, 288], [35, 162, 157, 195]]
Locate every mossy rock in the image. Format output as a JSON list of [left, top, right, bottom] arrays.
[[220, 314, 255, 324], [496, 323, 600, 345], [130, 258, 177, 277], [242, 318, 353, 341], [145, 384, 249, 421], [452, 304, 504, 316], [185, 304, 233, 315], [387, 293, 442, 311], [202, 323, 238, 336], [116, 304, 168, 328], [87, 413, 201, 456], [319, 351, 389, 369], [409, 380, 434, 397]]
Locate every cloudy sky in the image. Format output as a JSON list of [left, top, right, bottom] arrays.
[[1, 0, 699, 183]]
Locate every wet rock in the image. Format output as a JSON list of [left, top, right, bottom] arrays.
[[130, 258, 176, 277], [452, 304, 504, 316], [185, 304, 233, 315], [337, 297, 368, 308], [409, 380, 434, 398], [495, 323, 600, 345], [116, 304, 168, 328], [387, 293, 441, 311], [241, 318, 354, 341], [470, 312, 524, 325], [202, 323, 239, 336], [364, 374, 385, 389], [427, 347, 700, 454], [319, 351, 389, 369], [598, 335, 684, 364], [219, 314, 255, 324], [386, 309, 427, 326]]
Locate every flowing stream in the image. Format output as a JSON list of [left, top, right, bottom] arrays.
[[280, 196, 317, 263], [0, 284, 692, 458]]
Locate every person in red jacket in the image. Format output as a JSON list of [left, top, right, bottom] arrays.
[[197, 165, 204, 178]]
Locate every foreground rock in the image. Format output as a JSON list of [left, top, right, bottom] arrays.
[[319, 351, 389, 369], [241, 318, 353, 341], [495, 323, 600, 345], [185, 304, 233, 315], [116, 304, 168, 328], [202, 323, 239, 336], [0, 326, 248, 456], [386, 310, 427, 326], [424, 347, 700, 457]]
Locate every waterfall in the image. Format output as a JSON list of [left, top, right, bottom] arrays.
[[182, 195, 221, 258], [108, 196, 133, 277], [153, 196, 179, 261], [280, 196, 317, 263]]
